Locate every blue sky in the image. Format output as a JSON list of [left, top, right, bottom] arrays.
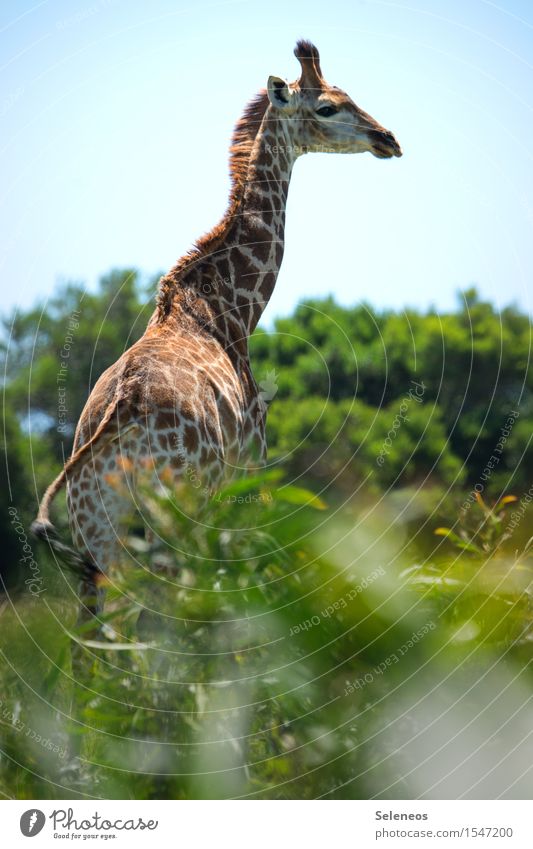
[[1, 0, 532, 324]]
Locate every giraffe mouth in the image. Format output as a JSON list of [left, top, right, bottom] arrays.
[[368, 130, 403, 159]]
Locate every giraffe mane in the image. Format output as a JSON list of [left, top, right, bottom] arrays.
[[155, 89, 270, 321]]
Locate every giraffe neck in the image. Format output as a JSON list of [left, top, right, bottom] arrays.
[[156, 105, 299, 356], [228, 114, 296, 334]]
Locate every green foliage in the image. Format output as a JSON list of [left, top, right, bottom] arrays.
[[267, 396, 465, 492], [250, 288, 532, 493], [1, 477, 532, 799]]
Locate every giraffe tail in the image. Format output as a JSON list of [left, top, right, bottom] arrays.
[[31, 393, 123, 577], [31, 468, 67, 541], [31, 475, 99, 578]]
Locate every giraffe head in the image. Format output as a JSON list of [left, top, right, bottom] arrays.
[[266, 40, 402, 159]]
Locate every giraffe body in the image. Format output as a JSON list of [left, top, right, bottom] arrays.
[[33, 40, 402, 616], [66, 311, 265, 575]]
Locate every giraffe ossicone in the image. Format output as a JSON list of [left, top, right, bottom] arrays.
[[33, 39, 402, 621]]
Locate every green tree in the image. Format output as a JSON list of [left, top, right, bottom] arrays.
[[2, 269, 155, 466]]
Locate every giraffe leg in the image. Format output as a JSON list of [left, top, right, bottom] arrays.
[[67, 574, 104, 762], [135, 527, 175, 676], [65, 457, 135, 760], [67, 537, 122, 763]]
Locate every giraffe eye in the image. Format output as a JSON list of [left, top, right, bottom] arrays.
[[316, 105, 338, 117]]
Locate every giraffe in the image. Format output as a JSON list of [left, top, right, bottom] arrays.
[[33, 39, 402, 626]]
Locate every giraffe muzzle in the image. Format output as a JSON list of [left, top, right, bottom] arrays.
[[367, 129, 403, 159]]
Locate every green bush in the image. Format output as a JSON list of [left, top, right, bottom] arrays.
[[1, 477, 532, 799]]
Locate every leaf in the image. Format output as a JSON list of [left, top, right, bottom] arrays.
[[275, 485, 327, 510], [496, 495, 518, 510], [42, 643, 69, 695], [475, 491, 491, 515], [434, 526, 481, 553], [456, 540, 482, 554], [217, 470, 284, 499], [407, 574, 464, 588], [66, 631, 150, 651]]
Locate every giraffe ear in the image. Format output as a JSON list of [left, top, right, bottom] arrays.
[[267, 76, 293, 109]]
